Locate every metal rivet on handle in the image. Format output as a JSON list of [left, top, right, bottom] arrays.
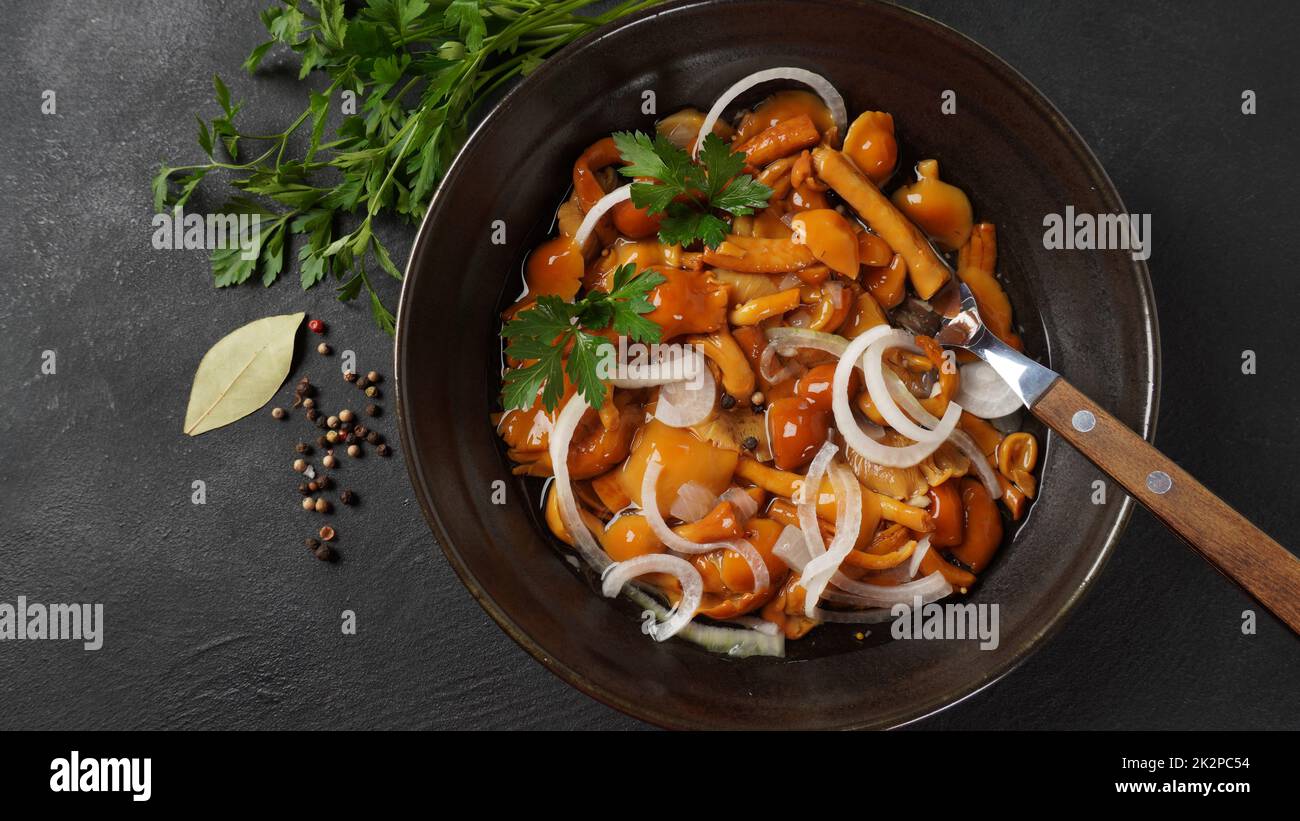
[[1071, 410, 1096, 432], [1147, 470, 1173, 495]]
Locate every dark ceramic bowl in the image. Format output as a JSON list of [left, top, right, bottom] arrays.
[[395, 0, 1158, 729]]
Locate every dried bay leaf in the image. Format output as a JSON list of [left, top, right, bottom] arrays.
[[183, 312, 304, 436]]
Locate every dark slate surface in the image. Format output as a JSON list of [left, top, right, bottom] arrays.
[[0, 0, 1295, 730]]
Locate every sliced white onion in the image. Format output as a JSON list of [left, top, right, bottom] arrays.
[[759, 342, 801, 383], [641, 458, 769, 591], [832, 327, 962, 468], [623, 586, 783, 656], [607, 344, 689, 389], [573, 183, 631, 249], [869, 534, 932, 585], [822, 281, 844, 309], [953, 360, 1023, 419], [670, 480, 716, 522], [949, 428, 1003, 501], [828, 569, 952, 609], [601, 555, 702, 641], [797, 440, 838, 560], [728, 616, 781, 636], [765, 326, 849, 359], [692, 67, 848, 158], [772, 524, 811, 570], [884, 368, 941, 429], [865, 329, 947, 443], [801, 463, 863, 617], [549, 393, 611, 573], [655, 351, 716, 428], [720, 487, 759, 522]]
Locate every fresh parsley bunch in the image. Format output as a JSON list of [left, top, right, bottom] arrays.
[[502, 263, 664, 413], [612, 130, 772, 249], [153, 0, 662, 333]]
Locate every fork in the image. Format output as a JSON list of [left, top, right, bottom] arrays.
[[928, 276, 1300, 635]]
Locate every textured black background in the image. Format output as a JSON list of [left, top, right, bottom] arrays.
[[0, 0, 1296, 730]]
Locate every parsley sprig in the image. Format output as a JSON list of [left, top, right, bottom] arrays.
[[502, 263, 664, 413], [153, 0, 663, 333], [611, 130, 772, 249]]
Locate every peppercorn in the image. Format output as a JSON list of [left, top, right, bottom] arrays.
[[271, 407, 286, 419], [314, 498, 332, 514], [313, 544, 336, 562], [314, 417, 328, 430], [303, 397, 315, 409], [292, 458, 307, 473], [356, 376, 370, 389], [720, 393, 736, 410], [347, 444, 361, 458], [317, 342, 331, 355], [377, 443, 391, 457], [316, 435, 329, 449], [365, 404, 380, 417], [353, 425, 369, 439], [317, 475, 332, 490], [295, 442, 310, 454], [307, 480, 319, 492], [344, 371, 357, 383], [298, 483, 311, 496], [325, 430, 339, 444], [365, 386, 379, 398], [318, 525, 336, 541], [302, 497, 315, 511], [339, 409, 354, 423], [366, 371, 381, 383], [750, 391, 765, 406], [306, 408, 320, 422], [742, 436, 758, 451], [307, 319, 326, 334], [366, 431, 381, 445], [304, 537, 320, 550], [323, 453, 337, 469], [339, 489, 356, 506], [295, 378, 315, 398]]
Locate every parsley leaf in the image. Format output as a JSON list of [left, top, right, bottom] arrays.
[[613, 129, 773, 249], [501, 263, 664, 413]]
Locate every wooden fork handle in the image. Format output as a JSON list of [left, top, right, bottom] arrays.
[[1032, 378, 1300, 634]]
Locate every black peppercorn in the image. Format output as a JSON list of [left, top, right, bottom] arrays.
[[339, 489, 356, 506], [304, 537, 321, 550], [298, 483, 311, 496], [365, 403, 380, 417], [377, 443, 391, 457], [366, 431, 381, 445], [295, 442, 310, 454], [353, 425, 369, 439], [306, 408, 320, 422], [343, 371, 357, 383], [318, 475, 332, 490], [316, 435, 329, 449], [355, 375, 370, 389], [313, 544, 336, 562], [720, 393, 736, 410], [742, 436, 758, 451]]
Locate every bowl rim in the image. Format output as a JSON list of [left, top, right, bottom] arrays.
[[394, 0, 1161, 730]]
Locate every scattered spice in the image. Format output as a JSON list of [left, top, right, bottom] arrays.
[[339, 409, 354, 423], [297, 483, 310, 496], [365, 404, 380, 417], [365, 431, 382, 446], [742, 436, 758, 451], [313, 543, 336, 562], [271, 407, 286, 419], [306, 408, 320, 422], [365, 386, 379, 398], [316, 435, 328, 448], [307, 480, 319, 492], [326, 415, 339, 429], [720, 393, 736, 410], [302, 497, 315, 511], [323, 453, 337, 469], [750, 391, 765, 406], [304, 537, 320, 550], [314, 498, 332, 514], [355, 375, 370, 390], [318, 525, 336, 541], [303, 397, 315, 409], [292, 458, 307, 473], [317, 475, 332, 490], [353, 425, 369, 439], [377, 443, 391, 457], [344, 371, 357, 383], [347, 444, 361, 458], [317, 342, 332, 355], [326, 430, 339, 444], [295, 442, 310, 454], [307, 319, 326, 334], [366, 371, 381, 384], [339, 489, 356, 506]]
